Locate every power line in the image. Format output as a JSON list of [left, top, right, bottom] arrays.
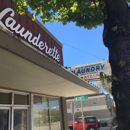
[[63, 43, 105, 60]]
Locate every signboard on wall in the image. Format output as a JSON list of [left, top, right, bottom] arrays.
[[0, 0, 63, 65], [70, 60, 111, 81]]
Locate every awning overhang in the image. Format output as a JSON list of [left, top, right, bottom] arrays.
[[0, 28, 99, 97]]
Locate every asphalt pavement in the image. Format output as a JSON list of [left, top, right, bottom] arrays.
[[99, 125, 117, 130]]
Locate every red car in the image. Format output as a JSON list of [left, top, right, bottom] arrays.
[[68, 116, 100, 130]]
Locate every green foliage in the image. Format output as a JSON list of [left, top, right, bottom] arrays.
[[100, 72, 118, 83], [15, 0, 106, 29], [112, 117, 118, 126], [37, 109, 60, 124], [99, 72, 118, 93], [111, 26, 117, 31], [100, 122, 108, 127], [119, 59, 126, 67], [97, 80, 111, 93]]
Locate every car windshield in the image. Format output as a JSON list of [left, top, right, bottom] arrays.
[[68, 120, 76, 122], [86, 117, 96, 123]]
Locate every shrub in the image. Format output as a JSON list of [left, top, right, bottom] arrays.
[[100, 122, 108, 127], [112, 117, 117, 126]]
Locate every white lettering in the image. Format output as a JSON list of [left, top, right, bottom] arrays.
[[23, 30, 33, 43], [48, 48, 52, 56], [17, 27, 26, 36], [54, 49, 58, 59], [52, 47, 56, 58], [32, 34, 41, 46], [44, 42, 49, 54], [56, 54, 60, 62], [38, 41, 45, 50], [0, 8, 14, 33], [5, 17, 16, 30], [13, 24, 24, 34], [0, 8, 60, 62]]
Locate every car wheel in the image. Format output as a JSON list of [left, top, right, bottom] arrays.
[[69, 127, 73, 130], [88, 127, 96, 130]]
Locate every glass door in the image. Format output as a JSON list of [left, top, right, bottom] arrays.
[[0, 90, 30, 130], [12, 107, 28, 130], [0, 107, 10, 130]]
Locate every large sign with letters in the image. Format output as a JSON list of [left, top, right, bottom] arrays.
[[0, 3, 62, 64], [0, 8, 60, 62], [70, 60, 111, 81]]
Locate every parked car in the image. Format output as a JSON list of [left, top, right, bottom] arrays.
[[68, 116, 100, 130]]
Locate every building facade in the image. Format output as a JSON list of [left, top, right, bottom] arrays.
[[66, 93, 115, 124], [0, 0, 99, 130]]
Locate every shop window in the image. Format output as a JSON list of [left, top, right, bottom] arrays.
[[14, 109, 27, 130], [14, 94, 29, 105], [0, 109, 9, 130], [49, 97, 61, 130], [33, 96, 49, 130], [0, 92, 11, 104], [0, 90, 29, 130], [33, 96, 62, 130], [34, 96, 42, 104]]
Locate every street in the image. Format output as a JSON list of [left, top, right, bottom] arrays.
[[100, 128, 112, 130], [99, 126, 117, 130]]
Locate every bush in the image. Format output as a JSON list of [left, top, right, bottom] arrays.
[[100, 122, 108, 127], [112, 117, 117, 126]]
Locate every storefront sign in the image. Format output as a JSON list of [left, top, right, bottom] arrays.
[[0, 8, 60, 62], [70, 60, 111, 81]]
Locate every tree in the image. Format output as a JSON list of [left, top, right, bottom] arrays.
[[15, 0, 130, 129], [96, 80, 112, 93]]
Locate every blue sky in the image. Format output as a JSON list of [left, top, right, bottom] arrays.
[[29, 6, 109, 68], [44, 22, 109, 68]]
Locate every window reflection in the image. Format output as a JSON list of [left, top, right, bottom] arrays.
[[0, 92, 11, 104], [33, 96, 61, 130], [33, 96, 49, 130], [0, 109, 9, 130], [14, 94, 29, 105], [49, 98, 61, 130], [14, 109, 27, 130]]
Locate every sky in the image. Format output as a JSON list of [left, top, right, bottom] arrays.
[[43, 22, 109, 68], [43, 22, 109, 94]]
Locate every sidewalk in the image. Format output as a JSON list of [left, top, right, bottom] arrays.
[[107, 123, 117, 130], [112, 125, 117, 130], [99, 125, 117, 130]]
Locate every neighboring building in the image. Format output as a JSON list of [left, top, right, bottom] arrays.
[[0, 0, 99, 130], [66, 93, 115, 124]]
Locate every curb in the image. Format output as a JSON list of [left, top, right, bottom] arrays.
[[113, 125, 118, 129], [110, 125, 118, 130]]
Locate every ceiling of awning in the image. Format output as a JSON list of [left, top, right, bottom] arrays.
[[0, 28, 99, 97]]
